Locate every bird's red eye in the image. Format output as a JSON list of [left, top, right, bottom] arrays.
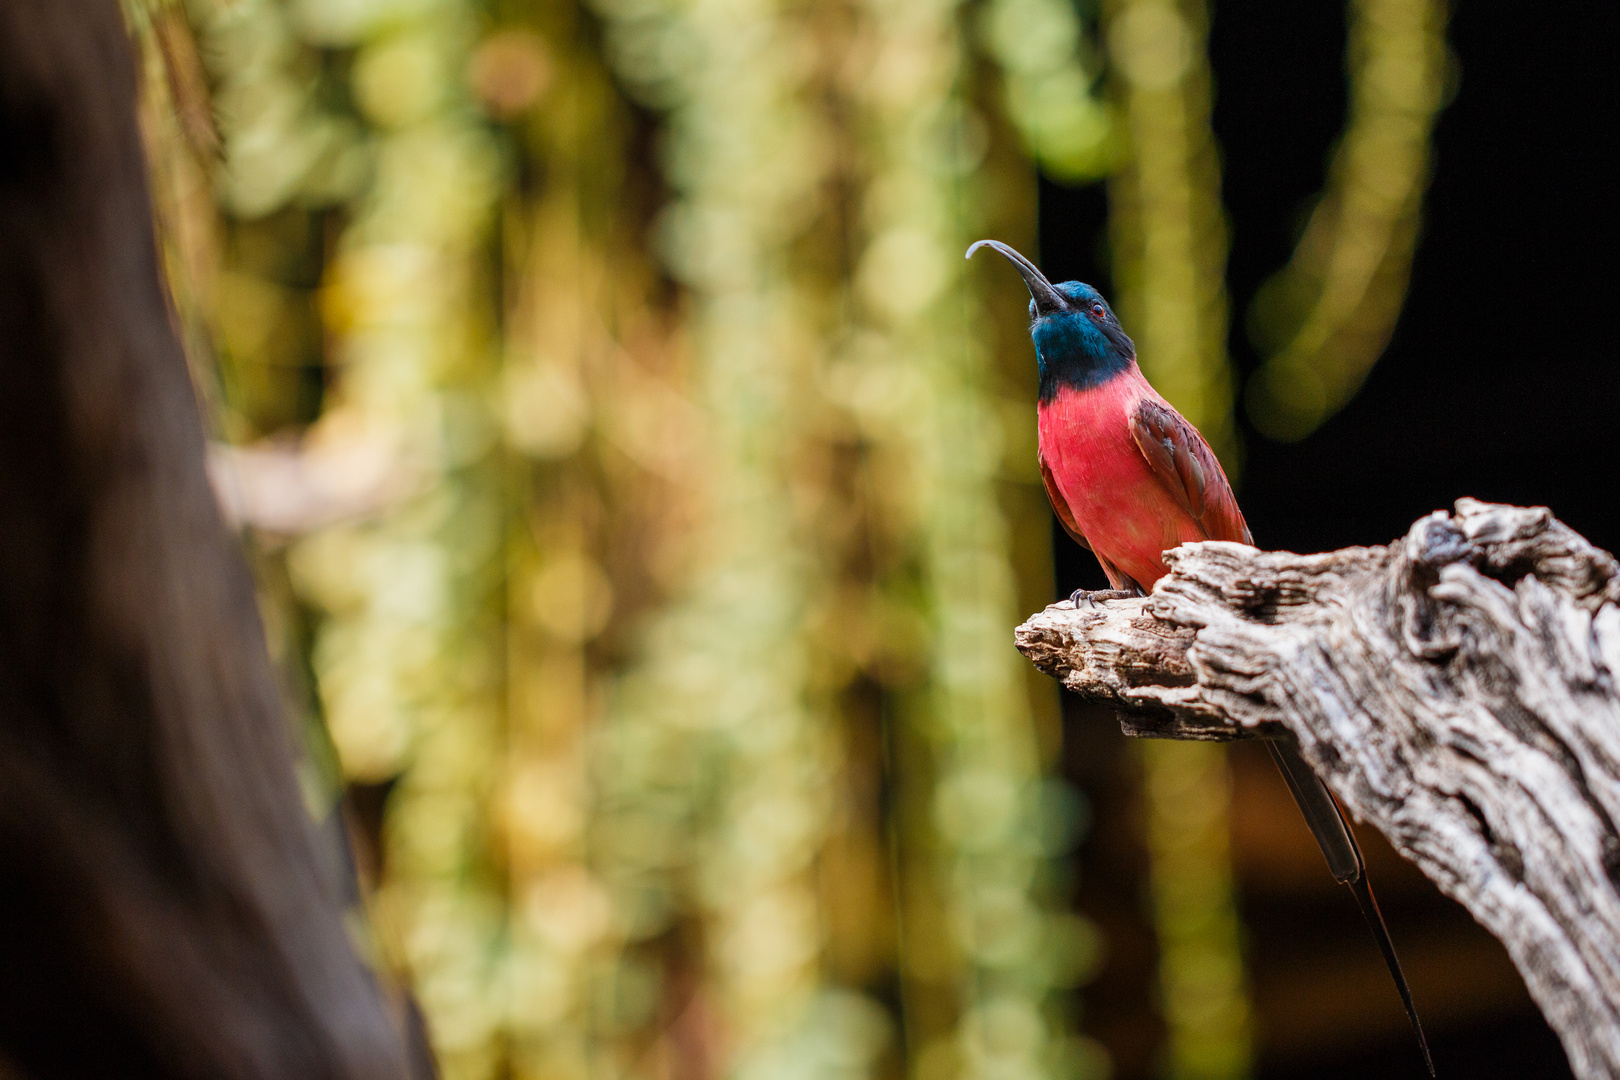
[[1090, 302, 1106, 318]]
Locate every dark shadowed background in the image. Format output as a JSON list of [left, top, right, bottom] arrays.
[[1046, 1, 1615, 1076]]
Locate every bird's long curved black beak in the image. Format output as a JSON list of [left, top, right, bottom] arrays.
[[966, 239, 1068, 317]]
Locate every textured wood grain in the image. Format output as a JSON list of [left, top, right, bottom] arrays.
[[1016, 499, 1620, 1079]]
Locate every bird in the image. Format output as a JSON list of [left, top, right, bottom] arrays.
[[969, 238, 1435, 1076]]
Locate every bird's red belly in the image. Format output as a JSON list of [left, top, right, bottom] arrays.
[[1038, 385, 1206, 589]]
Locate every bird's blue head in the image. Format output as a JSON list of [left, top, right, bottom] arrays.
[[967, 240, 1136, 402]]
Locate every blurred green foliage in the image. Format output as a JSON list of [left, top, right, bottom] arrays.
[[136, 0, 1112, 1077], [1244, 0, 1448, 441], [128, 0, 1440, 1076]]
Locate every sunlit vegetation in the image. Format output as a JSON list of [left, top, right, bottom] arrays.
[[127, 0, 1438, 1075]]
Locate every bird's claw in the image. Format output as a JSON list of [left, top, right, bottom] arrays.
[[1068, 588, 1135, 609]]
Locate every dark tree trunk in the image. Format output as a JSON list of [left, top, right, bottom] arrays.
[[0, 3, 422, 1077]]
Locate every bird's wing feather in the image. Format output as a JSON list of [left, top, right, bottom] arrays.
[[1038, 450, 1092, 552], [1128, 398, 1253, 545]]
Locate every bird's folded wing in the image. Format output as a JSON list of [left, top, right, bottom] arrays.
[[1128, 398, 1253, 545], [1038, 451, 1092, 551]]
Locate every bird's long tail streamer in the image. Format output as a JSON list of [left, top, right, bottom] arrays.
[[1266, 739, 1435, 1076]]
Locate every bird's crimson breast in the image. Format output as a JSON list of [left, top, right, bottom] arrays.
[[1037, 371, 1213, 589]]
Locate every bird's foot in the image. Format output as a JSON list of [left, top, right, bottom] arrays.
[[1068, 588, 1136, 609]]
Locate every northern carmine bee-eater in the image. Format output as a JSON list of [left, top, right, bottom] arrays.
[[970, 239, 1435, 1075]]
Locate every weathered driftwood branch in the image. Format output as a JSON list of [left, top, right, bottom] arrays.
[[1016, 499, 1620, 1079]]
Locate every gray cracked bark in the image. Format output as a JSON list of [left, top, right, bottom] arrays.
[[1015, 498, 1620, 1080]]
